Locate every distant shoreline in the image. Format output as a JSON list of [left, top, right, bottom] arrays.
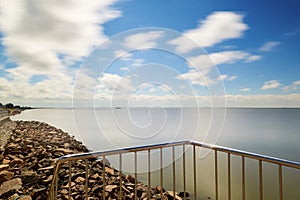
[[27, 107, 300, 109]]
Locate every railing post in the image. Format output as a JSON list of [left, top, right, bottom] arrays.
[[68, 161, 72, 200], [193, 145, 197, 200], [278, 164, 283, 200], [259, 160, 263, 200], [242, 156, 245, 200], [173, 146, 176, 200], [160, 147, 163, 200], [148, 149, 151, 199], [135, 151, 138, 200], [183, 144, 186, 200], [102, 156, 106, 200], [215, 150, 218, 200], [119, 153, 123, 200], [85, 159, 89, 200], [228, 153, 231, 200]]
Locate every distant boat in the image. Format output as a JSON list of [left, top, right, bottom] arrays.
[[115, 107, 122, 109]]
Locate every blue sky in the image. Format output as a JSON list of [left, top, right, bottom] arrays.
[[0, 0, 300, 107]]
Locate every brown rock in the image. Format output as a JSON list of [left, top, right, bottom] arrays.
[[19, 195, 32, 200], [101, 157, 111, 167], [0, 170, 14, 182], [122, 186, 131, 194], [75, 176, 85, 183], [0, 164, 9, 171], [105, 167, 115, 176], [0, 178, 22, 196], [61, 189, 68, 195], [38, 165, 54, 171], [2, 159, 10, 164], [126, 175, 136, 184], [20, 170, 37, 184], [8, 193, 19, 200], [54, 148, 74, 154], [91, 173, 100, 179], [42, 175, 53, 183], [10, 158, 24, 165], [163, 191, 182, 200], [63, 182, 75, 188], [105, 185, 118, 192]]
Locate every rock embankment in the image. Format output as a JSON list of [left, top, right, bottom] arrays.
[[0, 118, 16, 150], [0, 120, 185, 200]]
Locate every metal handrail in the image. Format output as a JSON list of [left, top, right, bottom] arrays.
[[49, 140, 300, 200], [56, 140, 300, 169]]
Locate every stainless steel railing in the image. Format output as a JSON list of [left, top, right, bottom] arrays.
[[48, 140, 300, 200]]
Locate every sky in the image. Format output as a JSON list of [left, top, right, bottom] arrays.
[[0, 0, 300, 107]]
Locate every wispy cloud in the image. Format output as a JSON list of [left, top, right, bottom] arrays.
[[124, 31, 164, 49], [188, 50, 249, 70], [114, 50, 133, 61], [261, 80, 282, 90], [259, 41, 281, 52], [244, 55, 262, 63], [284, 28, 300, 37], [219, 74, 237, 81], [227, 75, 237, 81], [241, 87, 250, 92], [168, 12, 248, 53], [282, 80, 300, 91], [178, 50, 253, 87]]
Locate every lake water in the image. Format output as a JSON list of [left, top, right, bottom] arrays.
[[12, 108, 300, 199]]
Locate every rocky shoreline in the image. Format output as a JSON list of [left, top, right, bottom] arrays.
[[0, 120, 185, 200]]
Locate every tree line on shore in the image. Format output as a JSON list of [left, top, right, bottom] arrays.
[[0, 102, 32, 110]]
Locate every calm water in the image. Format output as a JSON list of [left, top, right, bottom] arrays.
[[12, 108, 300, 199], [12, 108, 300, 162]]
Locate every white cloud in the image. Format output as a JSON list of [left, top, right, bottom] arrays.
[[179, 51, 249, 86], [187, 50, 250, 71], [244, 55, 262, 63], [132, 58, 145, 67], [261, 80, 282, 90], [180, 51, 249, 86], [0, 0, 121, 74], [120, 67, 129, 71], [219, 74, 228, 81], [259, 41, 280, 52], [92, 93, 300, 108], [227, 75, 237, 81], [176, 69, 212, 87], [124, 31, 164, 49], [149, 87, 156, 92], [0, 0, 120, 105], [97, 73, 133, 94], [0, 72, 74, 106], [114, 50, 132, 61], [158, 84, 172, 92], [241, 87, 250, 92], [169, 12, 248, 53], [225, 94, 300, 107], [219, 74, 237, 81], [282, 80, 300, 91]]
